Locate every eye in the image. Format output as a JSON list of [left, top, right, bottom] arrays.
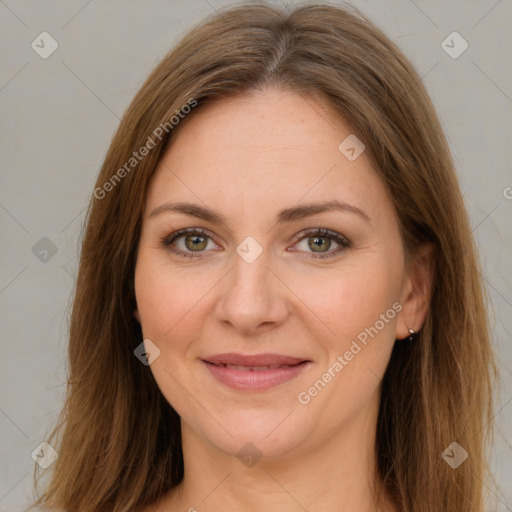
[[161, 227, 351, 260], [161, 228, 219, 258], [291, 228, 351, 259]]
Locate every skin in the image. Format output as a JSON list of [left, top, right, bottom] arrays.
[[134, 87, 433, 512]]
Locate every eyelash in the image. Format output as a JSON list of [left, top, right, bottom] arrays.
[[161, 227, 352, 260]]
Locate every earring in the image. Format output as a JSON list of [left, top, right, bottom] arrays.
[[408, 328, 415, 341]]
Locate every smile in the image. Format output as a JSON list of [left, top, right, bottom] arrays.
[[201, 353, 312, 391]]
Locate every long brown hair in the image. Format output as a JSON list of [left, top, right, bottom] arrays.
[[29, 2, 497, 511]]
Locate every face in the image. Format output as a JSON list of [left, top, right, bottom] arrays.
[[134, 88, 415, 460]]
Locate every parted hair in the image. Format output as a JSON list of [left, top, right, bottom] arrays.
[[30, 2, 496, 511]]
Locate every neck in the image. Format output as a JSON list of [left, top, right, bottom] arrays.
[[159, 390, 395, 512]]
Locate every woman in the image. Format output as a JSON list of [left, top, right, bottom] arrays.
[[30, 3, 497, 511]]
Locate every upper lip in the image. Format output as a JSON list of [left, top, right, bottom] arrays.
[[203, 353, 309, 366]]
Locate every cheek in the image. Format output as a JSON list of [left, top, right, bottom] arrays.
[[294, 259, 401, 343], [135, 254, 176, 338], [292, 258, 401, 406], [134, 253, 215, 345], [292, 265, 400, 422]]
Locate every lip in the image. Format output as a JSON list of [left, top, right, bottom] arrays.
[[202, 353, 312, 391]]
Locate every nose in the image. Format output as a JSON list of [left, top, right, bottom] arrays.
[[214, 245, 289, 335]]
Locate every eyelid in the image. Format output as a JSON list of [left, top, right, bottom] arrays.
[[162, 227, 217, 246]]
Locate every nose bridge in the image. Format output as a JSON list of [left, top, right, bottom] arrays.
[[215, 236, 288, 331], [230, 238, 272, 302]]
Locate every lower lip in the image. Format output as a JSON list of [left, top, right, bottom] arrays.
[[202, 361, 311, 391]]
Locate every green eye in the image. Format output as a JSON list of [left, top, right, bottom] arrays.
[[308, 235, 332, 252], [162, 227, 351, 259], [163, 228, 216, 258], [294, 229, 351, 259], [183, 233, 208, 251]]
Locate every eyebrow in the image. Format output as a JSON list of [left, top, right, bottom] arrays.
[[148, 199, 371, 224]]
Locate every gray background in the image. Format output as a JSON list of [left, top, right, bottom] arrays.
[[0, 0, 511, 510]]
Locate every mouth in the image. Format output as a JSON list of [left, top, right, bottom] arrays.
[[201, 353, 312, 391], [206, 363, 302, 371]]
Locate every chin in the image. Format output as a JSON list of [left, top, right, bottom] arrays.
[[186, 405, 313, 460]]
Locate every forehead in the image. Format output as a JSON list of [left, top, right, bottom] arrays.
[[145, 88, 392, 224], [169, 88, 349, 161]]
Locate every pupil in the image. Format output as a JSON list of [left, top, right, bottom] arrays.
[[186, 235, 206, 251], [309, 236, 330, 252]]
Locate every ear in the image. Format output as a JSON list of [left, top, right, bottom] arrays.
[[134, 309, 141, 323], [396, 243, 435, 340]]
